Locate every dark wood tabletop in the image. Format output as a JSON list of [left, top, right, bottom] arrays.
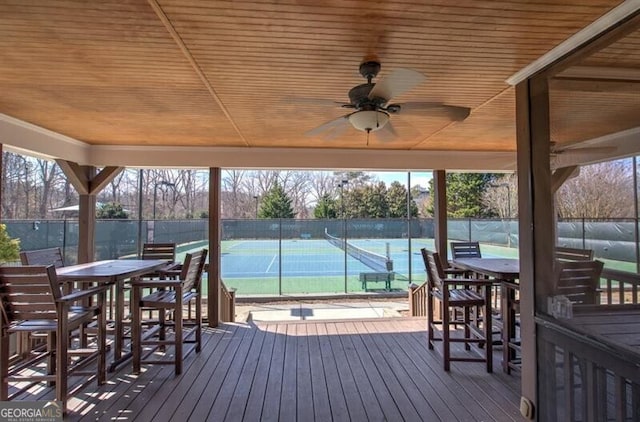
[[56, 259, 169, 283], [452, 258, 520, 280], [571, 304, 640, 356]]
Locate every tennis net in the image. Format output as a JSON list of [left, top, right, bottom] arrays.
[[324, 229, 393, 273]]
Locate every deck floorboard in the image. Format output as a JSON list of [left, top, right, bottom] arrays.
[[13, 318, 524, 421]]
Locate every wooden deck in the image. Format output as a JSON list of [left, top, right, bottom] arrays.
[[19, 318, 524, 421]]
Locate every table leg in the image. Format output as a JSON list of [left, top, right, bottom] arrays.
[[113, 280, 124, 364], [109, 278, 141, 372], [484, 285, 493, 373], [107, 279, 131, 372], [501, 283, 509, 373], [502, 282, 517, 374]]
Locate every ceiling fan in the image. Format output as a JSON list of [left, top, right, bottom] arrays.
[[305, 60, 471, 143]]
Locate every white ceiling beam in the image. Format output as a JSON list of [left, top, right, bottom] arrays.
[[0, 113, 90, 163], [555, 65, 640, 81], [507, 3, 640, 85], [87, 145, 517, 172]]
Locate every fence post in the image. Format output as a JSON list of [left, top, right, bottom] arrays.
[[408, 283, 417, 316], [279, 218, 282, 296], [634, 157, 640, 273], [229, 288, 236, 322]]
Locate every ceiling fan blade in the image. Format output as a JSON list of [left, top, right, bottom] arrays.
[[323, 120, 351, 141], [368, 68, 425, 101], [557, 146, 617, 154], [399, 102, 471, 121], [373, 121, 397, 143], [551, 146, 618, 169], [304, 116, 350, 139]]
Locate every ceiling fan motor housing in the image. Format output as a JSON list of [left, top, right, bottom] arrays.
[[349, 83, 376, 109], [350, 60, 389, 110], [359, 61, 381, 81]]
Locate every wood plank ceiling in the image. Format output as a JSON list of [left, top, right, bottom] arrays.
[[0, 0, 634, 168]]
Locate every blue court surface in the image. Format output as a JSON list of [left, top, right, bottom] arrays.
[[178, 238, 515, 280], [216, 238, 435, 279]]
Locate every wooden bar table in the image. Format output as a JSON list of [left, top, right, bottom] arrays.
[[452, 258, 520, 373], [57, 259, 169, 371], [571, 304, 640, 354]]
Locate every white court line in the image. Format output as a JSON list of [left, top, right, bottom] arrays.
[[227, 241, 247, 250], [265, 254, 277, 273]]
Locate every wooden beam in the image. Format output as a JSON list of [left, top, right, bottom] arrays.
[[0, 144, 3, 220], [433, 170, 448, 257], [58, 161, 93, 262], [57, 161, 125, 196], [89, 166, 124, 195], [56, 160, 89, 194], [516, 75, 554, 414], [78, 194, 96, 263], [516, 81, 534, 406], [208, 167, 221, 327], [551, 166, 579, 193], [57, 162, 122, 264]]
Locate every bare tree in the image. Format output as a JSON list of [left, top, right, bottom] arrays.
[[177, 169, 207, 218], [279, 171, 312, 217], [35, 160, 64, 217], [110, 169, 141, 217], [255, 170, 279, 195], [309, 171, 337, 202], [102, 168, 127, 203], [2, 152, 29, 218], [222, 170, 247, 218], [483, 173, 518, 218], [61, 179, 76, 207], [190, 171, 209, 217], [142, 169, 178, 219], [120, 169, 208, 219], [241, 172, 259, 198], [556, 160, 634, 218]]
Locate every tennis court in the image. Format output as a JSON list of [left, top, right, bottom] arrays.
[[178, 237, 519, 296], [222, 239, 371, 277], [236, 238, 423, 295]]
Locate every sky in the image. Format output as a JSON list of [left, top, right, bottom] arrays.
[[372, 171, 432, 188]]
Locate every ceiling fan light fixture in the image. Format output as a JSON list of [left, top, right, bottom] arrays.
[[348, 110, 390, 132]]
